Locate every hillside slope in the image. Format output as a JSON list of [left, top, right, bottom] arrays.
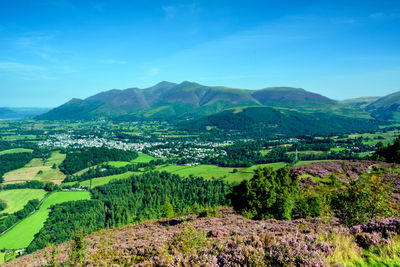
[[37, 81, 369, 121], [365, 91, 400, 120], [180, 106, 378, 136], [340, 96, 380, 109]]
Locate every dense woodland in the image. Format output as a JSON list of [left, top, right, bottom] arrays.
[[59, 147, 138, 174], [372, 136, 400, 163], [26, 200, 105, 253], [180, 106, 379, 138], [27, 171, 229, 252]]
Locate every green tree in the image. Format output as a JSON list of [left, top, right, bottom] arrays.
[[227, 167, 299, 220], [161, 197, 174, 218], [331, 175, 397, 226]]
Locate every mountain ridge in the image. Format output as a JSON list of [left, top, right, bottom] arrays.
[[37, 81, 368, 121]]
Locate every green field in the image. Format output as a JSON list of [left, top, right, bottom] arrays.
[[41, 191, 91, 209], [0, 189, 47, 215], [3, 151, 66, 184], [132, 153, 158, 163], [347, 131, 397, 146], [155, 160, 329, 183], [107, 161, 132, 167], [0, 191, 90, 250], [155, 163, 285, 183], [78, 172, 137, 188], [0, 148, 33, 156], [1, 135, 37, 141], [0, 252, 4, 264], [70, 160, 329, 187]]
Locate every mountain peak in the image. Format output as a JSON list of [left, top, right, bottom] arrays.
[[154, 81, 177, 87]]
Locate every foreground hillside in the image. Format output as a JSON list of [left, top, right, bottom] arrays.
[[5, 208, 400, 266]]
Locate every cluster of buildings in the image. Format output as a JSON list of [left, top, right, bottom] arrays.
[[39, 134, 233, 163]]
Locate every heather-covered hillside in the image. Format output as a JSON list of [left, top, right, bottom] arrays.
[[5, 208, 400, 266]]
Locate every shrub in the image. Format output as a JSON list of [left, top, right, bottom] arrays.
[[227, 167, 299, 220], [331, 175, 398, 226], [0, 199, 6, 212]]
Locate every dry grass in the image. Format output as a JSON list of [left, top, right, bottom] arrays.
[[3, 152, 66, 184]]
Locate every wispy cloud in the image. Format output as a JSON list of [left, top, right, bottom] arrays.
[[149, 68, 160, 76], [15, 33, 61, 64], [0, 62, 56, 80], [162, 1, 199, 19], [46, 0, 75, 8], [370, 12, 386, 19], [98, 59, 127, 64], [162, 6, 177, 19], [90, 1, 106, 12]]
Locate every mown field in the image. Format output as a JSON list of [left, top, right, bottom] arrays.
[[107, 152, 159, 167], [65, 160, 329, 188], [0, 189, 47, 215], [3, 151, 66, 184], [64, 172, 138, 188], [0, 191, 90, 250], [155, 160, 323, 183], [0, 148, 33, 156]]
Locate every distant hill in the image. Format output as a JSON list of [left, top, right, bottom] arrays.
[[340, 97, 380, 109], [0, 107, 14, 116], [0, 107, 50, 119], [37, 81, 370, 121], [365, 91, 400, 120], [179, 106, 378, 137]]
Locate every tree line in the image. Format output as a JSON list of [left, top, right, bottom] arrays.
[[59, 147, 138, 174]]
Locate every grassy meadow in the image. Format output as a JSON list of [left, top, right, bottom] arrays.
[[3, 151, 66, 184], [64, 171, 138, 188], [0, 148, 33, 156], [0, 191, 91, 250], [0, 189, 47, 215]]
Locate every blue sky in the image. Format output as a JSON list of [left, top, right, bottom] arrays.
[[0, 0, 400, 107]]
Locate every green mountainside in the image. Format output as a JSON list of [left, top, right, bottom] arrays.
[[180, 106, 378, 136], [365, 91, 400, 120], [36, 81, 370, 121], [340, 97, 380, 109]]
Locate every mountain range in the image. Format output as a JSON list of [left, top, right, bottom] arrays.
[[0, 107, 50, 119], [37, 81, 371, 121], [34, 81, 400, 136]]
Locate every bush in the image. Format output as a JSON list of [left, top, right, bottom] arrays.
[[227, 167, 299, 220], [0, 199, 6, 212], [331, 175, 398, 226]]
